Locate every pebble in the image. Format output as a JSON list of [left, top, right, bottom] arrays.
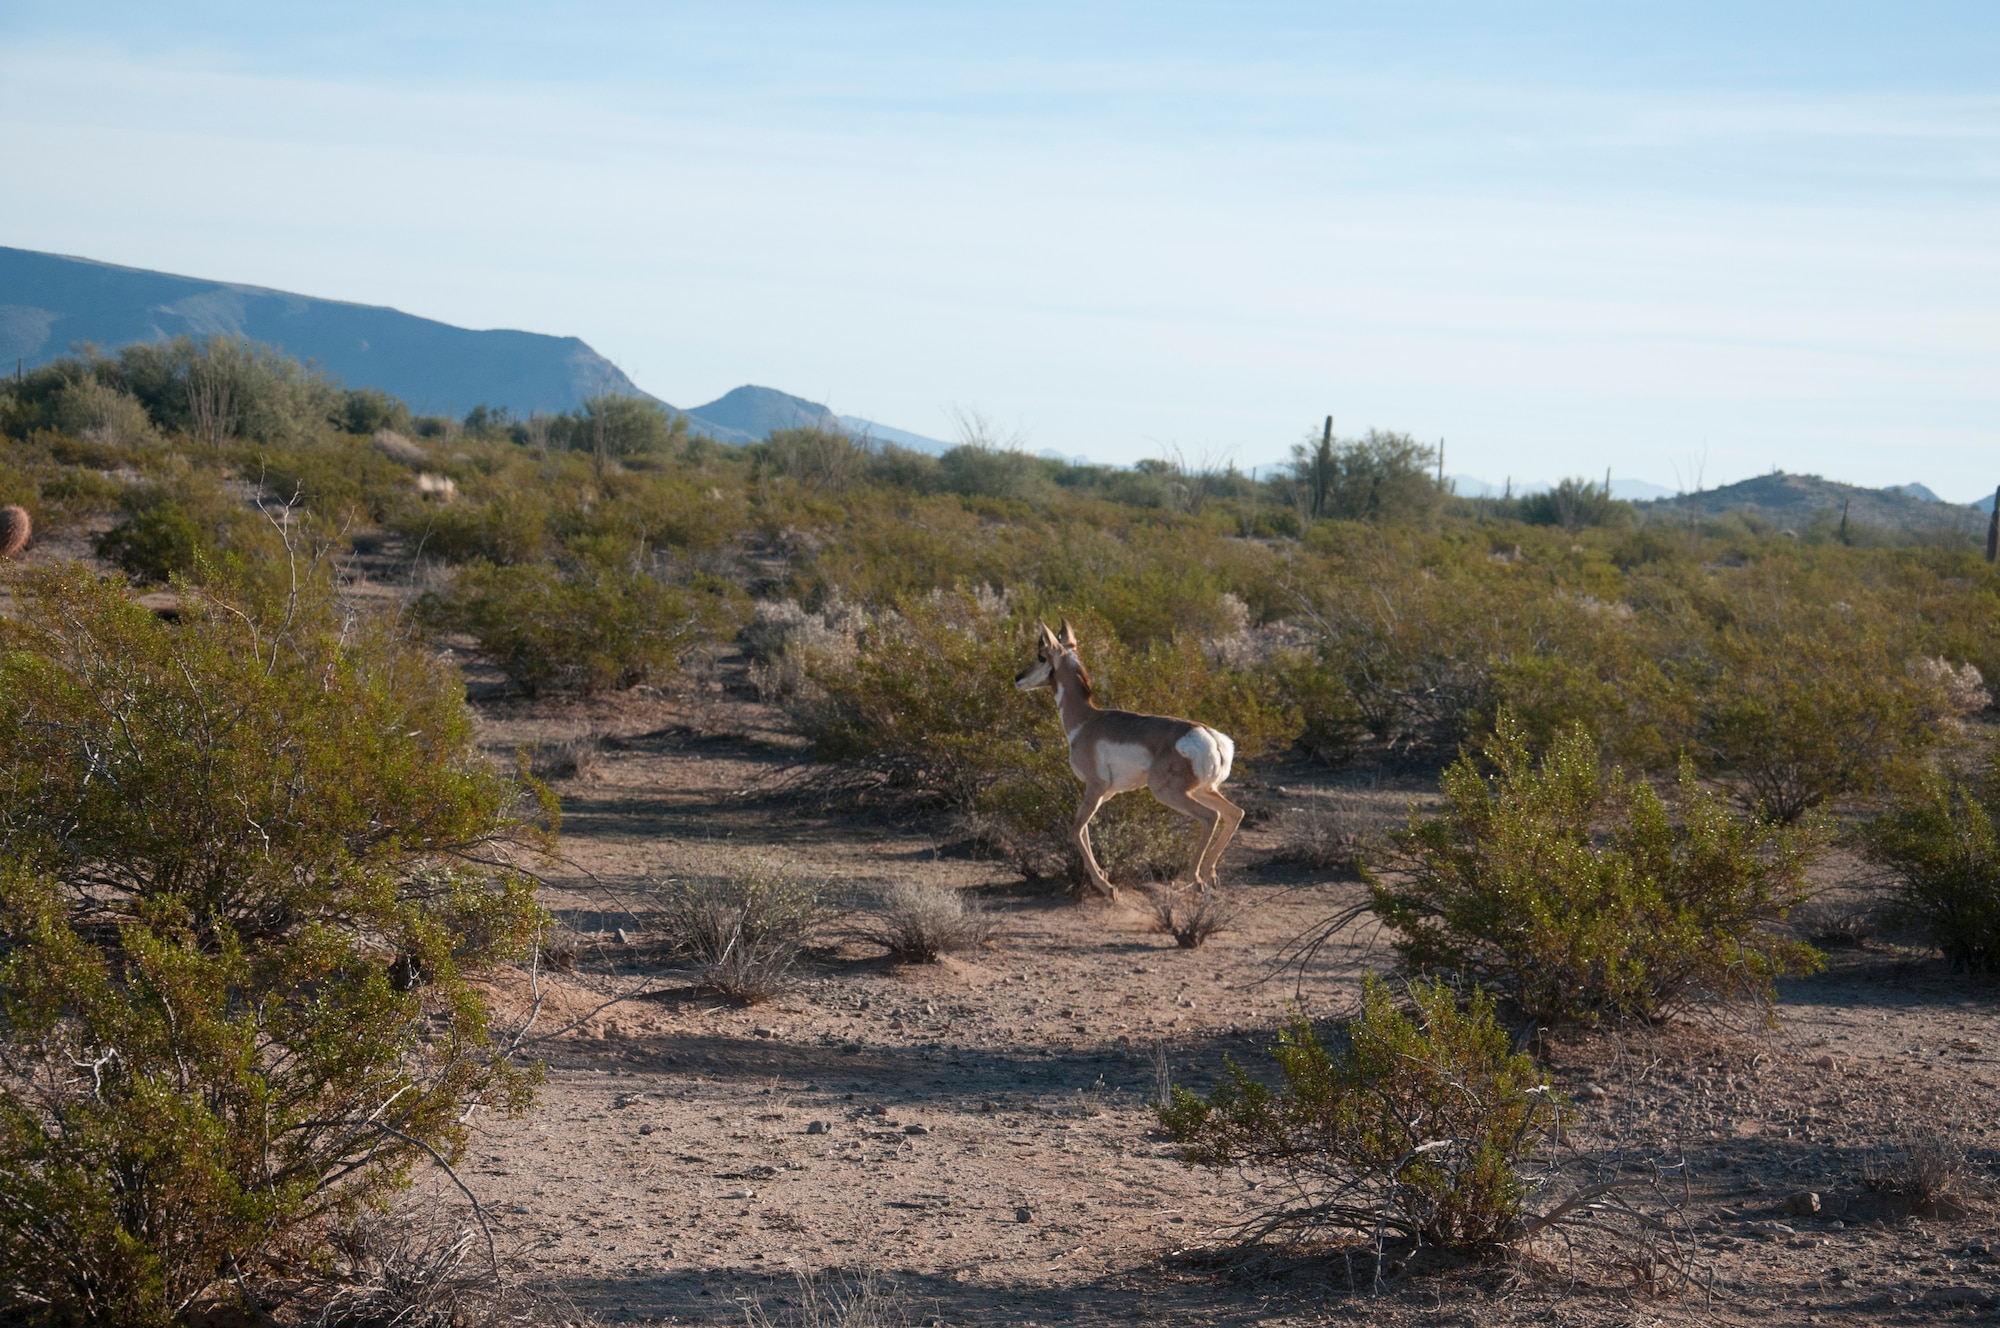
[[1579, 1083, 1607, 1100], [1745, 1220, 1795, 1239], [1783, 1191, 1821, 1216], [754, 1027, 780, 1039], [638, 1123, 654, 1135], [723, 1188, 757, 1200], [1815, 1053, 1843, 1071], [904, 1124, 930, 1135], [807, 1120, 830, 1135], [1015, 1206, 1033, 1223]]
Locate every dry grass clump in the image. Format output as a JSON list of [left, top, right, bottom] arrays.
[[659, 864, 827, 1003], [863, 883, 995, 962], [1142, 882, 1237, 949], [370, 428, 429, 466], [742, 1269, 908, 1327], [1792, 898, 1880, 949], [1864, 1124, 1984, 1216], [529, 730, 603, 782], [1268, 794, 1379, 874]]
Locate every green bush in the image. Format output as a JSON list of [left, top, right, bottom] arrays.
[[1865, 776, 2000, 972], [1370, 712, 1824, 1025], [1158, 975, 1557, 1254], [92, 470, 280, 586], [0, 564, 543, 1326], [424, 560, 735, 695], [1519, 477, 1629, 531]]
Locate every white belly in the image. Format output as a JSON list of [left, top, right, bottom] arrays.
[[1076, 740, 1153, 792]]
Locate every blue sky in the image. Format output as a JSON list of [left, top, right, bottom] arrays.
[[4, 3, 1996, 494]]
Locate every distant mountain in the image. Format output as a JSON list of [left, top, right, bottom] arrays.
[[0, 246, 649, 415], [684, 385, 840, 443], [1970, 489, 1998, 515], [1638, 472, 1985, 538], [1884, 482, 1945, 503], [837, 414, 952, 454]]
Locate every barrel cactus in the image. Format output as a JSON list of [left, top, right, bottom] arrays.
[[0, 505, 29, 557]]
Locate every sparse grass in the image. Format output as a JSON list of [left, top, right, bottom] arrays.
[[658, 864, 827, 1004], [862, 883, 995, 963], [1142, 882, 1236, 949]]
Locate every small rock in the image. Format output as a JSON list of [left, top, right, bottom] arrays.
[[1784, 1191, 1822, 1217], [639, 1123, 654, 1135], [1827, 1219, 1845, 1230], [904, 1124, 930, 1135], [723, 1188, 757, 1200], [806, 1120, 830, 1135], [1815, 1053, 1843, 1071], [1927, 1289, 1997, 1308], [868, 1104, 890, 1116], [980, 1100, 1000, 1113], [1014, 1206, 1033, 1223], [1744, 1220, 1795, 1240], [754, 1027, 780, 1039], [614, 1093, 644, 1109], [1579, 1083, 1607, 1100]]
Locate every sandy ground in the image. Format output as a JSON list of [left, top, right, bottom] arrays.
[[438, 673, 2000, 1328]]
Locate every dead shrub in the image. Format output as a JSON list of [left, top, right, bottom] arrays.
[[1142, 882, 1236, 949], [1864, 1124, 1983, 1216], [304, 1208, 502, 1328], [1268, 794, 1378, 874], [742, 1268, 908, 1327], [1792, 898, 1880, 949], [1091, 797, 1194, 887], [529, 731, 602, 782], [863, 883, 994, 962], [659, 865, 826, 1003]]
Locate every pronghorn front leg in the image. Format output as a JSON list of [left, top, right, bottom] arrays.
[[1071, 782, 1117, 899]]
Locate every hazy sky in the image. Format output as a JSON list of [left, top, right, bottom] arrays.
[[4, 3, 1996, 494]]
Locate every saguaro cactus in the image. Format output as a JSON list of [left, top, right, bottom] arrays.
[[0, 505, 30, 557]]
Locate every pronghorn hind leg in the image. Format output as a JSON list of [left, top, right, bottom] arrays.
[[1148, 781, 1222, 887], [1188, 788, 1245, 887], [1072, 784, 1117, 899]]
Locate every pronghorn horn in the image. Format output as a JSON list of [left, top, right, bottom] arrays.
[[1037, 620, 1057, 647], [1058, 617, 1078, 648]]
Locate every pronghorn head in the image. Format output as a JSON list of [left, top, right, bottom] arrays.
[[1014, 619, 1081, 692]]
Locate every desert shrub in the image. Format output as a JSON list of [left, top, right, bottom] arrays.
[[863, 883, 995, 962], [50, 374, 159, 449], [424, 560, 735, 695], [1158, 975, 1558, 1254], [528, 731, 604, 783], [1695, 617, 1945, 822], [92, 469, 282, 586], [341, 386, 412, 438], [1142, 882, 1235, 948], [938, 444, 1054, 503], [1370, 711, 1825, 1026], [110, 335, 342, 446], [0, 563, 543, 1327], [1863, 1123, 1982, 1216], [1268, 793, 1381, 875], [1518, 477, 1629, 531], [660, 866, 826, 1003], [401, 488, 553, 565], [1287, 427, 1442, 525], [1864, 776, 2000, 972]]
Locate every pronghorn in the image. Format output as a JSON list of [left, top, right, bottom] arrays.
[[1014, 619, 1243, 899]]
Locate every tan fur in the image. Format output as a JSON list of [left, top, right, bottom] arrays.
[[1015, 619, 1244, 898]]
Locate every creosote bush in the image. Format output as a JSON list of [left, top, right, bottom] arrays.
[[1865, 773, 2000, 972], [863, 883, 995, 963], [1158, 976, 1558, 1254], [1370, 711, 1825, 1026], [422, 560, 737, 696], [659, 865, 827, 1003], [0, 562, 544, 1327]]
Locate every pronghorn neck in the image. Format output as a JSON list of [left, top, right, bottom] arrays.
[[1051, 653, 1097, 744]]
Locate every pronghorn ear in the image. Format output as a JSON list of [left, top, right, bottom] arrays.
[[1058, 617, 1078, 648]]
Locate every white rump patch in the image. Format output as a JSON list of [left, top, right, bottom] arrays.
[[1176, 727, 1235, 788]]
